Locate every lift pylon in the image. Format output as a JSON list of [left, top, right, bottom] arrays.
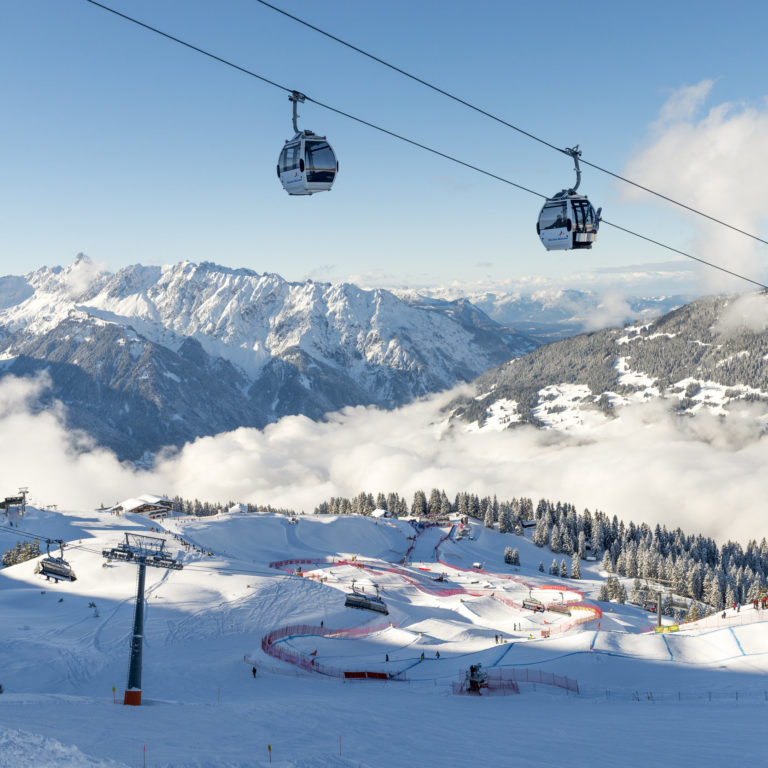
[[103, 533, 183, 706]]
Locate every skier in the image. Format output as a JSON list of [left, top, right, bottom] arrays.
[[385, 654, 389, 662], [252, 666, 257, 678], [435, 651, 440, 659]]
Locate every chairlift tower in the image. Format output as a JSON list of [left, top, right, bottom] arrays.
[[18, 487, 28, 515], [643, 577, 674, 628], [102, 533, 183, 706]]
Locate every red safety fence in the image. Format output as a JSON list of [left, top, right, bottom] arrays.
[[344, 671, 389, 680], [261, 622, 407, 681], [539, 584, 585, 601], [643, 607, 768, 634], [268, 536, 600, 638], [493, 667, 578, 693], [452, 680, 520, 696], [452, 667, 578, 695], [433, 525, 456, 558], [269, 557, 336, 571], [539, 603, 602, 637], [493, 594, 524, 610]]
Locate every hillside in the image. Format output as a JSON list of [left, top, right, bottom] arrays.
[[450, 293, 768, 432], [1, 505, 767, 766]]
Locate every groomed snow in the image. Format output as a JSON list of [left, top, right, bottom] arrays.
[[2, 507, 768, 767]]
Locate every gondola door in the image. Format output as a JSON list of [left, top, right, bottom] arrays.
[[537, 199, 573, 250]]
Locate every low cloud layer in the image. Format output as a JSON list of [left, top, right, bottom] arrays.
[[2, 375, 767, 546], [623, 81, 768, 293]]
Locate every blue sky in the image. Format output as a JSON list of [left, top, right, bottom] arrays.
[[2, 0, 767, 294]]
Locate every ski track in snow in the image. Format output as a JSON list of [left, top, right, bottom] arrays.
[[3, 507, 768, 766]]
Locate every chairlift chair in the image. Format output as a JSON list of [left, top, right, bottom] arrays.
[[38, 540, 76, 582]]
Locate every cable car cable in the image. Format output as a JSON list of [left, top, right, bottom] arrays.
[[251, 0, 768, 249], [598, 220, 768, 291], [83, 0, 293, 95], [80, 0, 768, 291], [81, 0, 545, 202]]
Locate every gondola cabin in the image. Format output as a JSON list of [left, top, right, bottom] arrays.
[[278, 132, 338, 196], [537, 145, 600, 251], [37, 557, 76, 582], [537, 193, 598, 251], [277, 92, 337, 196]]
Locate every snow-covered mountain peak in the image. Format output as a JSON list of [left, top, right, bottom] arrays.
[[0, 257, 535, 458]]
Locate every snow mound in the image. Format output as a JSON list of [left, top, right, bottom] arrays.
[[0, 727, 128, 768]]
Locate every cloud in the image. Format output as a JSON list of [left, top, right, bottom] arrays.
[[2, 375, 767, 547], [62, 253, 108, 298], [713, 292, 768, 336], [581, 289, 633, 332], [623, 82, 768, 293], [655, 80, 715, 126]]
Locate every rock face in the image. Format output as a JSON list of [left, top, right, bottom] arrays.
[[0, 256, 536, 459], [449, 294, 768, 433]]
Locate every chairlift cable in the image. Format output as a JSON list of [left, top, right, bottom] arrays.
[[80, 0, 768, 291], [0, 523, 58, 545], [252, 0, 768, 249]]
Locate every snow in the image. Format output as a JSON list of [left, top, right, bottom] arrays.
[[532, 384, 607, 430], [0, 260, 518, 390], [464, 398, 520, 432], [2, 507, 768, 767]]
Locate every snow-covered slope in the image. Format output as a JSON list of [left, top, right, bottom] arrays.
[[2, 507, 768, 767], [451, 293, 768, 433], [0, 256, 536, 459]]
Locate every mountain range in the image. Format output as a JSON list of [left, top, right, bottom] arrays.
[[3, 256, 749, 461], [0, 256, 536, 460]]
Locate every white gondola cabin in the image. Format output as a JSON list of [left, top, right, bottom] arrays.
[[537, 146, 600, 251], [277, 92, 338, 196]]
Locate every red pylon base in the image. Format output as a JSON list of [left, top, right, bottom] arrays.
[[124, 689, 142, 706]]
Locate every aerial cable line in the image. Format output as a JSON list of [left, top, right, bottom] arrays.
[[81, 0, 768, 291], [252, 0, 768, 249]]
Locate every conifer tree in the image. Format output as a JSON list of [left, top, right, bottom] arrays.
[[550, 525, 561, 553], [570, 554, 581, 580], [498, 505, 513, 534], [411, 490, 427, 517], [686, 602, 701, 622], [428, 488, 442, 516], [560, 559, 568, 578]]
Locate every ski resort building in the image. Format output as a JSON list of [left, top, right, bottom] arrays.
[[107, 494, 173, 520]]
